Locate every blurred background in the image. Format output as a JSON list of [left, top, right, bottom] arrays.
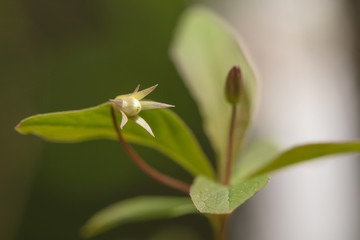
[[1, 0, 359, 240]]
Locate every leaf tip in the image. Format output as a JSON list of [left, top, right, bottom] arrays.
[[78, 225, 93, 239], [14, 122, 24, 134]]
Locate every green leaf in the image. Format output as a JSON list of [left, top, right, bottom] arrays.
[[15, 103, 215, 178], [80, 196, 197, 238], [190, 175, 268, 214], [231, 139, 279, 184], [171, 6, 257, 179], [249, 141, 360, 177]]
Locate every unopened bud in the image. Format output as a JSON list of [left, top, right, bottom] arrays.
[[225, 65, 243, 104]]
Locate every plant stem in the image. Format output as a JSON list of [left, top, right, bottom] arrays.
[[211, 214, 229, 240], [110, 106, 190, 194], [223, 105, 237, 185]]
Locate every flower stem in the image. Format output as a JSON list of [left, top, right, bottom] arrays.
[[110, 106, 190, 194], [210, 214, 229, 240], [223, 105, 237, 185]]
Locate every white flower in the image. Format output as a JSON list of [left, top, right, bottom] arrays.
[[110, 84, 174, 137]]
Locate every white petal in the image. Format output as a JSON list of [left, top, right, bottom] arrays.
[[131, 84, 158, 100], [133, 84, 140, 93], [109, 99, 123, 109], [140, 100, 175, 110], [120, 111, 128, 129], [131, 115, 154, 137]]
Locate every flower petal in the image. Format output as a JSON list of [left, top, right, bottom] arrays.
[[130, 115, 154, 137], [133, 84, 140, 93], [140, 101, 175, 110], [131, 84, 158, 100], [109, 99, 123, 109], [119, 110, 128, 129]]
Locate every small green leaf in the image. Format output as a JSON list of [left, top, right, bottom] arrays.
[[80, 196, 197, 238], [250, 141, 360, 177], [171, 6, 257, 179], [231, 139, 279, 184], [190, 175, 268, 214], [16, 103, 215, 178]]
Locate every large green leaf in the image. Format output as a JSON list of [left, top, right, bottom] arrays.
[[249, 141, 360, 177], [80, 196, 197, 238], [190, 175, 268, 214], [15, 103, 215, 178], [171, 6, 257, 180]]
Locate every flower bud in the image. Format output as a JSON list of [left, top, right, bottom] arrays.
[[109, 84, 173, 137], [225, 65, 243, 105], [111, 96, 142, 117]]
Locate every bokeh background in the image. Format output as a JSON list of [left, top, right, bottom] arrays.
[[1, 1, 360, 240]]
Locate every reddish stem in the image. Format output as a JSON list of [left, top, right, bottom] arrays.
[[223, 106, 237, 185], [110, 106, 190, 194]]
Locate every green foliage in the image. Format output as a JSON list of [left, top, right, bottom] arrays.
[[171, 6, 257, 179], [81, 196, 197, 237], [249, 141, 360, 177], [190, 175, 269, 214], [14, 4, 360, 239], [16, 103, 214, 178]]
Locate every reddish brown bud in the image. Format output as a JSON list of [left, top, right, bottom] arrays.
[[225, 65, 243, 104]]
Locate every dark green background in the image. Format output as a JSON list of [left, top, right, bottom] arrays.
[[1, 1, 215, 239]]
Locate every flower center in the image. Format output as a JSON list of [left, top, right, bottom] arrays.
[[120, 96, 141, 117]]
